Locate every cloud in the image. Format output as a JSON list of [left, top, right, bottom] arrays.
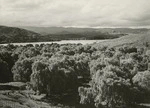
[[0, 0, 150, 27]]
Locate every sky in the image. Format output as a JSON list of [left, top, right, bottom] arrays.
[[0, 0, 150, 28]]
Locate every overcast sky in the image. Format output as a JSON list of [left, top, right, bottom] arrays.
[[0, 0, 150, 27]]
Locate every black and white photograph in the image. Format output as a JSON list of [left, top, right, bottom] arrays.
[[0, 0, 150, 108]]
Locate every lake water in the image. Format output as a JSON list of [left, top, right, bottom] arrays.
[[0, 40, 108, 46]]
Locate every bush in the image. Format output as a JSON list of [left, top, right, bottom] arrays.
[[12, 58, 33, 82], [30, 56, 78, 95]]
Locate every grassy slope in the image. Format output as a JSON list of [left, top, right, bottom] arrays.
[[0, 90, 73, 108], [94, 32, 150, 47], [0, 91, 51, 108], [0, 82, 73, 108]]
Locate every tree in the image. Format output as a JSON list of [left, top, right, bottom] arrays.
[[30, 56, 78, 95], [132, 70, 150, 102], [133, 71, 150, 91], [31, 60, 50, 93], [78, 46, 150, 108], [12, 58, 33, 82]]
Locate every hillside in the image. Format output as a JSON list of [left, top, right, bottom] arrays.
[[0, 26, 43, 44], [0, 26, 125, 44], [96, 28, 150, 34], [94, 32, 150, 47]]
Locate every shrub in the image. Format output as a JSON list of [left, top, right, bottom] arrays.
[[12, 58, 33, 82]]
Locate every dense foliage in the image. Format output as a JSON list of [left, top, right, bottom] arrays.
[[79, 46, 150, 108], [0, 42, 150, 108]]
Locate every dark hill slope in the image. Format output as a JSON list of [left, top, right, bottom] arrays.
[[0, 26, 41, 44]]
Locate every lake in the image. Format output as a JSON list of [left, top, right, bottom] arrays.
[[0, 40, 109, 46]]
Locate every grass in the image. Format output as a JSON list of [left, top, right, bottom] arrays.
[[94, 32, 150, 48], [0, 90, 60, 108]]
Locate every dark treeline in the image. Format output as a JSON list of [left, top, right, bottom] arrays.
[[44, 33, 124, 41], [0, 43, 150, 108]]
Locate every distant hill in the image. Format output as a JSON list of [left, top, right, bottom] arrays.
[[20, 26, 127, 40], [20, 26, 150, 35], [0, 26, 42, 44], [20, 26, 150, 41], [20, 26, 98, 35]]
